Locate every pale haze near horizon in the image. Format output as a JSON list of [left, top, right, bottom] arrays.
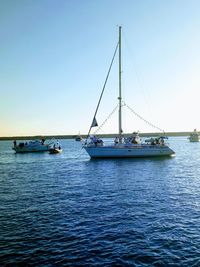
[[1, 0, 200, 137]]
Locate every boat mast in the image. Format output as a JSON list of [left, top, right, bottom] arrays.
[[118, 26, 122, 143]]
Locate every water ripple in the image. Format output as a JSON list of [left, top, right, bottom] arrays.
[[1, 138, 200, 266]]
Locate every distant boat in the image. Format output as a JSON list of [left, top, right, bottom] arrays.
[[12, 139, 50, 153], [75, 134, 82, 141], [188, 129, 200, 142], [83, 26, 175, 158]]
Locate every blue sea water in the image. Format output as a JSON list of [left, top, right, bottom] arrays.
[[1, 138, 200, 266]]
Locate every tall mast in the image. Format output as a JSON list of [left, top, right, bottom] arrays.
[[118, 26, 122, 142]]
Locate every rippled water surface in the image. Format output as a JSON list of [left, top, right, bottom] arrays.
[[1, 138, 200, 266]]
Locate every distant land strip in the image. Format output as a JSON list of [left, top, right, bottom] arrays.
[[0, 132, 191, 141]]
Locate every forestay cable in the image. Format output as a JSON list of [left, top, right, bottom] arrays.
[[85, 42, 119, 142]]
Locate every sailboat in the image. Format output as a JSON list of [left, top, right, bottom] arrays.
[[75, 132, 82, 141], [83, 27, 175, 158]]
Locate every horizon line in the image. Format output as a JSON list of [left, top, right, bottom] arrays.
[[0, 131, 193, 140]]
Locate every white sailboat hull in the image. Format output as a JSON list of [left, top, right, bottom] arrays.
[[84, 144, 175, 158]]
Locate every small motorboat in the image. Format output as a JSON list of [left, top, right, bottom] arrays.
[[75, 133, 82, 141], [49, 142, 62, 154]]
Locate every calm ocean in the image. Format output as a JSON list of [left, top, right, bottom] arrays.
[[1, 138, 200, 266]]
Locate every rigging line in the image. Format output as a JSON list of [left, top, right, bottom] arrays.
[[85, 41, 119, 142], [123, 101, 165, 133], [94, 104, 119, 135], [123, 30, 152, 116]]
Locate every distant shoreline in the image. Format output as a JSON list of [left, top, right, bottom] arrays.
[[0, 132, 191, 141]]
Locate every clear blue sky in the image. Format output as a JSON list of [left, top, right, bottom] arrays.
[[1, 0, 200, 136]]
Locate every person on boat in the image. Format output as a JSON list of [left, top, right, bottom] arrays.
[[90, 135, 97, 144], [150, 138, 156, 145], [131, 132, 140, 144], [154, 139, 159, 145], [114, 137, 119, 145], [158, 137, 165, 145], [131, 137, 138, 144], [153, 137, 164, 145], [89, 135, 103, 146], [13, 140, 17, 147], [97, 138, 103, 146]]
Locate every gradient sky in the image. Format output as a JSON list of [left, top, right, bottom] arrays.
[[1, 0, 200, 136]]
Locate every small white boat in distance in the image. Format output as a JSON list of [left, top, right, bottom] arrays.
[[188, 129, 200, 142], [12, 139, 50, 153]]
